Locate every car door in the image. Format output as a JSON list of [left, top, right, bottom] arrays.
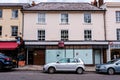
[[66, 58, 77, 71], [115, 60, 120, 72], [55, 58, 68, 71]]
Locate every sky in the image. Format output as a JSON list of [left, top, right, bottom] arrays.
[[0, 0, 120, 3]]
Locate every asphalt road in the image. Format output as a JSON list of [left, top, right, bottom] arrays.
[[0, 70, 120, 80]]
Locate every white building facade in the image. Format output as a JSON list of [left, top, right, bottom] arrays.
[[23, 2, 108, 65], [101, 2, 120, 61]]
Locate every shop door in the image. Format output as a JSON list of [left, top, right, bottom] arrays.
[[94, 50, 101, 64], [28, 51, 33, 65], [33, 50, 45, 65]]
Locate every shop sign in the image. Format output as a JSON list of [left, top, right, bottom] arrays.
[[110, 44, 120, 49], [58, 41, 64, 48]]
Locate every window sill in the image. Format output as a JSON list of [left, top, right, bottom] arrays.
[[83, 23, 93, 25], [36, 23, 46, 25], [11, 18, 18, 20], [59, 23, 70, 25]]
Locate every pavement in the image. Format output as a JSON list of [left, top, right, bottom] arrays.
[[14, 65, 95, 72]]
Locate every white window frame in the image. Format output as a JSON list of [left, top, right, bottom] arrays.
[[61, 30, 69, 41], [84, 13, 91, 23], [116, 11, 120, 22], [38, 13, 46, 24], [38, 30, 45, 41], [84, 30, 92, 40], [12, 9, 18, 18], [61, 13, 69, 24]]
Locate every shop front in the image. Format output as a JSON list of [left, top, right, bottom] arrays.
[[109, 42, 120, 60], [25, 41, 108, 65]]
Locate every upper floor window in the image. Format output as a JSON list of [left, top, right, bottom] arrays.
[[0, 10, 2, 18], [116, 11, 120, 22], [84, 30, 92, 40], [11, 26, 18, 36], [61, 30, 68, 41], [61, 13, 68, 24], [117, 29, 120, 40], [84, 13, 91, 23], [38, 30, 45, 41], [12, 9, 18, 18], [0, 26, 2, 36], [38, 13, 46, 24]]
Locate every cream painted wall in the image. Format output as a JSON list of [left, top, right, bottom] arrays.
[[105, 7, 120, 40], [24, 11, 105, 41], [0, 8, 23, 40]]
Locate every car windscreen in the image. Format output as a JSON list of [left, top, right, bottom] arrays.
[[107, 59, 119, 64]]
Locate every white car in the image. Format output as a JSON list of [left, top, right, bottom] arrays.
[[43, 58, 85, 74]]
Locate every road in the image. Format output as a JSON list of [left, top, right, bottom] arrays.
[[0, 70, 120, 80]]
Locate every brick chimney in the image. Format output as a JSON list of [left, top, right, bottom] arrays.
[[31, 1, 36, 6], [91, 0, 97, 7], [98, 0, 104, 7]]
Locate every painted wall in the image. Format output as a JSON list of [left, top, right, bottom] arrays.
[[0, 8, 23, 40], [24, 11, 105, 41]]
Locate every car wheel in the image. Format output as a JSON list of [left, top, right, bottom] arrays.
[[76, 67, 83, 74], [108, 68, 115, 75], [48, 67, 55, 74]]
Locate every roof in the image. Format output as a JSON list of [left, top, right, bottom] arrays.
[[23, 2, 104, 11], [0, 3, 29, 7]]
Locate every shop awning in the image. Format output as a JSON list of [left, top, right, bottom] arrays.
[[0, 42, 19, 50]]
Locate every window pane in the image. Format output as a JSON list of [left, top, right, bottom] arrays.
[[117, 29, 120, 40], [12, 9, 18, 18], [12, 26, 18, 36], [84, 13, 91, 23], [61, 30, 68, 41], [61, 13, 68, 24], [38, 30, 45, 41], [0, 10, 2, 18], [0, 26, 2, 36], [84, 30, 92, 40], [38, 13, 45, 23], [116, 11, 120, 22]]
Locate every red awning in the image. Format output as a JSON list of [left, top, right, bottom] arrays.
[[0, 42, 19, 50]]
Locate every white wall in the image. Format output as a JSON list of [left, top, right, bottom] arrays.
[[23, 11, 105, 41]]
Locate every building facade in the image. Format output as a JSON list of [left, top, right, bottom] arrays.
[[101, 2, 120, 61], [0, 3, 27, 60], [23, 2, 107, 65]]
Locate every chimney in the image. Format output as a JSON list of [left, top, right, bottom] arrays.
[[98, 0, 104, 7], [31, 1, 36, 6], [91, 0, 97, 7]]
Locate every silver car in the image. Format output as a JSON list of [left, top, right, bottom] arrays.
[[96, 59, 120, 75], [43, 58, 85, 74]]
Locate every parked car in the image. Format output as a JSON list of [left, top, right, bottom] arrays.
[[0, 53, 14, 70], [96, 58, 120, 75], [43, 58, 85, 74]]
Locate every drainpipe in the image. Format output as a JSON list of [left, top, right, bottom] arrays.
[[103, 10, 107, 40]]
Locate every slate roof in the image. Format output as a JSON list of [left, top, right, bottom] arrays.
[[0, 3, 29, 7], [23, 2, 104, 11]]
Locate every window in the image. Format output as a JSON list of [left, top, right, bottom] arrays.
[[117, 29, 120, 40], [0, 26, 2, 36], [84, 30, 92, 40], [12, 9, 18, 18], [61, 30, 68, 41], [116, 11, 120, 22], [61, 13, 68, 24], [38, 13, 45, 23], [84, 13, 91, 23], [0, 10, 2, 18], [11, 26, 18, 36], [38, 30, 45, 41]]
